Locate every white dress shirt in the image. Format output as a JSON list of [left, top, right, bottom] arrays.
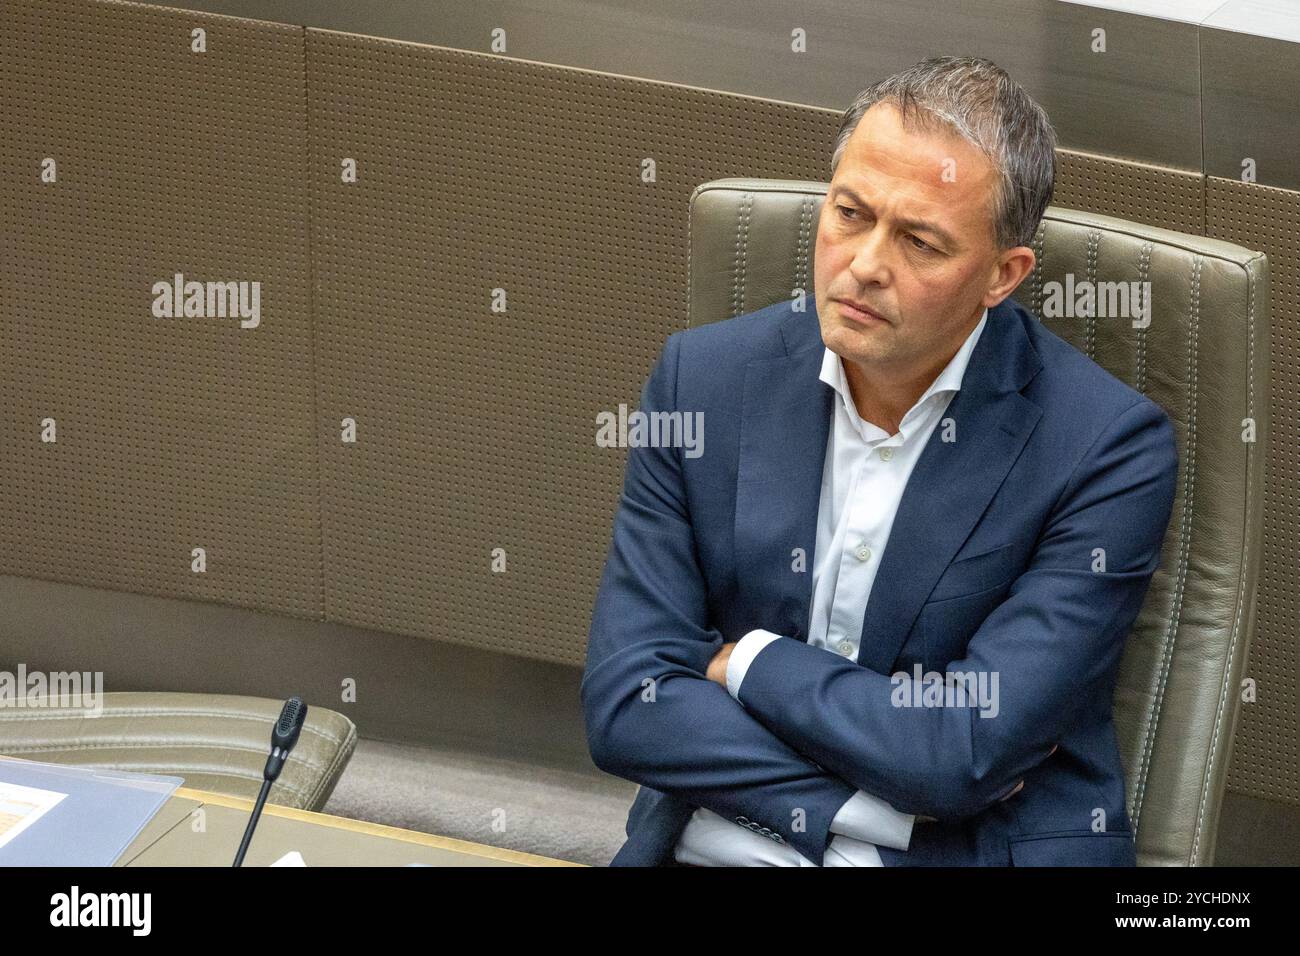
[[674, 308, 989, 866]]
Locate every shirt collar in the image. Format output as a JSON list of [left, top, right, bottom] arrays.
[[819, 307, 989, 440]]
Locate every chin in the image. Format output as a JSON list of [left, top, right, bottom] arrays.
[[828, 320, 875, 348], [827, 333, 878, 364]]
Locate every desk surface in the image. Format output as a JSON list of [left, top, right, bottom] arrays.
[[117, 785, 580, 866]]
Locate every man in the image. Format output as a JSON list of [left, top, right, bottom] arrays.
[[581, 56, 1179, 866]]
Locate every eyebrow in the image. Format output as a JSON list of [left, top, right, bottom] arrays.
[[829, 185, 960, 250]]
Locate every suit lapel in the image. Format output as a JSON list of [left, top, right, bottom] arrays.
[[856, 376, 1042, 673], [733, 305, 831, 642], [733, 298, 1044, 672]]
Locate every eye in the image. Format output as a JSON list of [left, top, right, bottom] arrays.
[[836, 204, 858, 221], [907, 233, 935, 253]]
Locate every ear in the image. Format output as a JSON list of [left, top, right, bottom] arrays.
[[983, 246, 1035, 307]]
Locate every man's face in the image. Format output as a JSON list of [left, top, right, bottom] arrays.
[[814, 101, 1009, 384]]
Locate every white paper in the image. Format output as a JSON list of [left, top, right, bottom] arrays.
[[0, 780, 67, 850]]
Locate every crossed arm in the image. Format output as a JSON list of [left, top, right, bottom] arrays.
[[716, 397, 1178, 820]]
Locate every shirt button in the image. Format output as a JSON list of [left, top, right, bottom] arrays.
[[879, 447, 894, 461], [855, 544, 871, 561], [837, 640, 854, 657]]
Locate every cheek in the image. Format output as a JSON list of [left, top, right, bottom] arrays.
[[813, 233, 833, 275], [811, 234, 852, 287], [812, 246, 840, 301], [895, 274, 939, 319], [899, 264, 967, 315]]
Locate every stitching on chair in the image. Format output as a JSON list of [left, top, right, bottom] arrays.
[[1190, 256, 1258, 864], [1, 739, 330, 775], [1031, 221, 1045, 315], [794, 195, 813, 303], [1085, 230, 1099, 359], [1136, 242, 1152, 395], [307, 725, 350, 808], [0, 707, 348, 747], [1132, 254, 1200, 840], [1047, 208, 1250, 266], [160, 765, 314, 799], [687, 187, 694, 329], [731, 193, 752, 317], [0, 751, 314, 800], [306, 721, 358, 810]]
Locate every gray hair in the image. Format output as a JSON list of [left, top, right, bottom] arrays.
[[830, 56, 1057, 250]]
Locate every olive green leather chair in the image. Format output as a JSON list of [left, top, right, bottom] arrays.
[[0, 691, 356, 811], [687, 178, 1269, 866]]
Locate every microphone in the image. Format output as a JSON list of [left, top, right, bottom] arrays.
[[233, 697, 308, 867]]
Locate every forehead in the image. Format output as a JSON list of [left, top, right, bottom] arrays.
[[834, 102, 997, 225]]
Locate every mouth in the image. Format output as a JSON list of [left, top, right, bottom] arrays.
[[836, 299, 890, 325]]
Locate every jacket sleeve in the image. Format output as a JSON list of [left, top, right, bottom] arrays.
[[581, 330, 857, 865], [730, 398, 1180, 821]]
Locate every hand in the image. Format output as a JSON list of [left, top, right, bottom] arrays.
[[918, 743, 1058, 822], [707, 642, 737, 686], [993, 742, 1058, 804]]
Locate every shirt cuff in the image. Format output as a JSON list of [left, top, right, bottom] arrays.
[[726, 629, 784, 700], [829, 789, 915, 851], [824, 834, 885, 866]]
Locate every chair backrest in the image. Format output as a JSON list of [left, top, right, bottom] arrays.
[[688, 178, 1269, 866]]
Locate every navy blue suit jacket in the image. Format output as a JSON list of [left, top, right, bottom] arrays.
[[581, 295, 1178, 866]]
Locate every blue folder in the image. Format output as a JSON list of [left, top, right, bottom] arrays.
[[0, 759, 182, 866]]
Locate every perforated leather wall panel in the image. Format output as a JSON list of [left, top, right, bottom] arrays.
[[1208, 176, 1300, 805], [307, 28, 840, 664], [0, 0, 320, 617], [1056, 150, 1204, 236]]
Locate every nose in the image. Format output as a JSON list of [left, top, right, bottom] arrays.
[[846, 222, 892, 288]]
